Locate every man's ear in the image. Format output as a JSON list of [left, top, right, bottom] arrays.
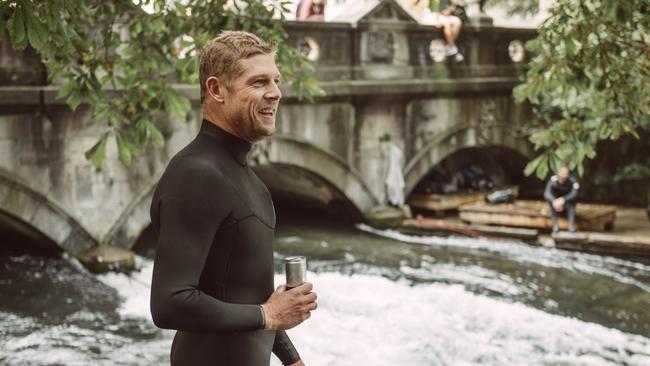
[[206, 76, 225, 103]]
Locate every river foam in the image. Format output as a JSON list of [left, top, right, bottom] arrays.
[[93, 258, 650, 366], [356, 224, 650, 292], [275, 271, 650, 366]]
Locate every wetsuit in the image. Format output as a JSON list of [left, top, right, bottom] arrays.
[[150, 120, 300, 365]]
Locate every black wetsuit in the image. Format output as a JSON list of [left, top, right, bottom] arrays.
[[150, 120, 300, 366]]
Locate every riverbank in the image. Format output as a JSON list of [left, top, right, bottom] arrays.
[[402, 206, 650, 263]]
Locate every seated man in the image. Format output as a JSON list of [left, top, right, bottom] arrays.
[[544, 166, 580, 233]]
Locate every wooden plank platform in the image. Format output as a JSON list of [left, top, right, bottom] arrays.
[[400, 216, 539, 240], [552, 231, 650, 259], [401, 217, 484, 237], [408, 186, 519, 212], [467, 224, 539, 240], [459, 200, 617, 231]]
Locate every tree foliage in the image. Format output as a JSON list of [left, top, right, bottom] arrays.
[[0, 0, 322, 167], [514, 0, 650, 179]]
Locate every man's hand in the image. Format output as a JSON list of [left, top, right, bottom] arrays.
[[289, 361, 305, 366], [261, 282, 317, 331], [553, 197, 565, 212]]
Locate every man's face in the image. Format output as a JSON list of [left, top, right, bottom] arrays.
[[558, 167, 569, 183], [223, 53, 282, 142]]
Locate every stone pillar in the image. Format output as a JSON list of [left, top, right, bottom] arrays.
[[465, 0, 493, 27]]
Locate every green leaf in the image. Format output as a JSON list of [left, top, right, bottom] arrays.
[[555, 144, 573, 161], [536, 154, 550, 181], [513, 84, 528, 104], [549, 152, 562, 174], [163, 91, 180, 119], [163, 91, 190, 122], [524, 153, 545, 177], [84, 133, 109, 168], [67, 92, 81, 111], [25, 6, 46, 49], [146, 121, 165, 147], [0, 2, 10, 36], [57, 80, 77, 99], [11, 4, 27, 49], [577, 162, 584, 177], [116, 132, 133, 165]]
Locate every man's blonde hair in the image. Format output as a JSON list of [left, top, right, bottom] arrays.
[[199, 31, 276, 103]]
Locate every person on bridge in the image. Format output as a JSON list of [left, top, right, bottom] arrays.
[[149, 31, 317, 366], [421, 0, 465, 62], [296, 0, 326, 21], [544, 165, 580, 234]]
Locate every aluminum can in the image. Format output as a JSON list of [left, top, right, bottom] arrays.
[[285, 256, 307, 289]]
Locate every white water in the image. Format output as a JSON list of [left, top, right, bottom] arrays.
[[356, 224, 650, 292], [94, 256, 650, 366]]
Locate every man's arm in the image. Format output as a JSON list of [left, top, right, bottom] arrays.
[[150, 164, 264, 333], [543, 177, 556, 202], [273, 331, 301, 366]]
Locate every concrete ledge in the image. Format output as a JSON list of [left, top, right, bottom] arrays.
[[0, 76, 519, 107], [76, 246, 136, 273]]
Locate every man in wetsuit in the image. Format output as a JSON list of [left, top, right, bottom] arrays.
[[544, 165, 580, 233], [150, 31, 317, 366]]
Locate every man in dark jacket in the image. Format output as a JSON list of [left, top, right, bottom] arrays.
[[544, 166, 579, 233]]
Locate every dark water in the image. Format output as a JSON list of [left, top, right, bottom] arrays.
[[1, 218, 650, 365]]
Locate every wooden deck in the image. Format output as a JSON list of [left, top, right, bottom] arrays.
[[408, 186, 519, 212], [459, 200, 617, 231], [401, 216, 540, 240], [552, 231, 650, 260], [396, 207, 650, 263]]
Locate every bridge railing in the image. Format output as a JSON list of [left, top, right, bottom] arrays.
[[0, 12, 537, 101], [283, 20, 536, 83]]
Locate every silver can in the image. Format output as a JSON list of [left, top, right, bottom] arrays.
[[285, 256, 307, 289]]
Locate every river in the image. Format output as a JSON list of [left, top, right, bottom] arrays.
[[1, 217, 650, 365]]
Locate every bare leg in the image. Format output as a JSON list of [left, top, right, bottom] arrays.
[[443, 24, 454, 46], [449, 17, 462, 45]]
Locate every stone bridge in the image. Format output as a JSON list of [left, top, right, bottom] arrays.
[[0, 0, 536, 258]]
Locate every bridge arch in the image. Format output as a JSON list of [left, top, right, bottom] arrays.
[[257, 136, 381, 215], [0, 171, 96, 255], [104, 182, 156, 250], [404, 124, 534, 196]]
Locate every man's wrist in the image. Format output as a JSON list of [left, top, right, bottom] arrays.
[[261, 304, 273, 330], [259, 305, 266, 329]]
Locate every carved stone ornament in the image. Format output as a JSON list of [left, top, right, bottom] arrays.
[[508, 39, 525, 63], [369, 31, 394, 63], [477, 99, 497, 143], [429, 39, 447, 63]]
